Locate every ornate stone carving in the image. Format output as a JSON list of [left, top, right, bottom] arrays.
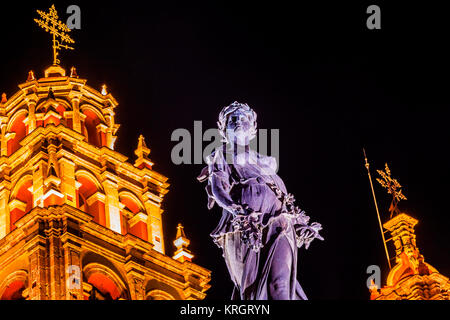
[[198, 102, 323, 300]]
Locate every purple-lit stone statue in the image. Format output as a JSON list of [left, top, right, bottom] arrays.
[[198, 102, 323, 300]]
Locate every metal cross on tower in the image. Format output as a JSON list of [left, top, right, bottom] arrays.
[[376, 163, 407, 219], [34, 4, 75, 65]]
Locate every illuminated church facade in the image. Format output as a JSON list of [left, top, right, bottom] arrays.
[[0, 64, 211, 300]]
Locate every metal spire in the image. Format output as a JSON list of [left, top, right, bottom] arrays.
[[363, 148, 391, 270]]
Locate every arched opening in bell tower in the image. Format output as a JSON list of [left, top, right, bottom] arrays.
[[119, 192, 148, 241], [82, 259, 129, 300], [0, 280, 26, 300], [76, 171, 106, 227], [9, 176, 33, 231], [87, 273, 120, 300], [0, 270, 28, 300], [7, 110, 27, 156], [81, 106, 106, 148]]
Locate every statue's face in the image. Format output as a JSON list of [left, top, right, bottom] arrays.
[[226, 109, 253, 146]]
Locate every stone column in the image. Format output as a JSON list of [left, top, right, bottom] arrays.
[[0, 120, 7, 156], [26, 100, 37, 133], [0, 181, 11, 239], [2, 132, 16, 156], [143, 194, 163, 254], [71, 97, 81, 133], [59, 157, 78, 207], [102, 175, 121, 233], [32, 160, 46, 208], [47, 226, 65, 300], [105, 113, 114, 149], [125, 269, 146, 300], [28, 243, 48, 300], [96, 123, 108, 147], [63, 242, 83, 300], [86, 192, 106, 226]]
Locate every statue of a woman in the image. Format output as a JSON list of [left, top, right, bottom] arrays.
[[198, 102, 323, 300]]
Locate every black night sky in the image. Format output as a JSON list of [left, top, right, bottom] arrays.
[[1, 1, 449, 300]]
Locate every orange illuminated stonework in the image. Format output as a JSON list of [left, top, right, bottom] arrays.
[[0, 65, 210, 300], [370, 213, 450, 300]]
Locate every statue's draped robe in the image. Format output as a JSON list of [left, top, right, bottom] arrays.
[[200, 147, 308, 300]]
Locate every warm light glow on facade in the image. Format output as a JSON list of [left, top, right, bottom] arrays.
[[0, 63, 211, 300], [370, 213, 450, 300]]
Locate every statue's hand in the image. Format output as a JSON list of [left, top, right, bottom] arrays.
[[294, 222, 324, 249], [231, 209, 263, 252], [308, 222, 324, 240], [229, 203, 246, 216]]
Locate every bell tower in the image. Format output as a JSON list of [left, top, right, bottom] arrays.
[[0, 5, 210, 300], [365, 159, 450, 300], [370, 213, 450, 300]]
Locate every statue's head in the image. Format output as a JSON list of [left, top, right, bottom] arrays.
[[217, 101, 257, 146]]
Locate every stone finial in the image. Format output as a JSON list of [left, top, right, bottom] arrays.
[[27, 70, 36, 81], [1, 93, 6, 104], [101, 84, 108, 96], [70, 66, 78, 78], [136, 135, 150, 156], [176, 223, 187, 239], [134, 135, 153, 169], [172, 223, 193, 263]]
